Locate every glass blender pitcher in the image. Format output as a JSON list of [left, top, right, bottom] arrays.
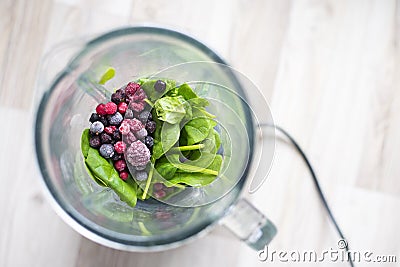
[[34, 26, 276, 251]]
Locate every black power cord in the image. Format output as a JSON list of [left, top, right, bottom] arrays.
[[261, 124, 354, 267]]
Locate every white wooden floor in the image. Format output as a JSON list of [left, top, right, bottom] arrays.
[[1, 0, 400, 266]]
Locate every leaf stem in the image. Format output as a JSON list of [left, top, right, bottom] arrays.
[[142, 160, 155, 200], [144, 98, 154, 107], [169, 144, 205, 152]]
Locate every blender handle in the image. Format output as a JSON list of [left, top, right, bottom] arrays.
[[220, 199, 277, 250]]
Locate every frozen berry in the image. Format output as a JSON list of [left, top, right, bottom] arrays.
[[125, 131, 137, 144], [89, 113, 100, 123], [135, 128, 148, 140], [111, 89, 125, 104], [136, 171, 148, 181], [114, 141, 126, 154], [138, 110, 152, 123], [154, 190, 166, 199], [119, 120, 130, 135], [154, 80, 166, 92], [153, 183, 164, 191], [126, 140, 151, 167], [100, 132, 112, 144], [112, 153, 122, 161], [105, 102, 117, 115], [130, 88, 147, 102], [135, 164, 147, 171], [89, 136, 101, 148], [99, 144, 114, 159], [119, 171, 129, 181], [108, 112, 123, 125], [125, 109, 134, 119], [125, 82, 140, 97], [90, 121, 104, 135], [118, 102, 128, 114], [144, 136, 154, 148], [114, 159, 126, 172], [130, 101, 145, 112], [104, 126, 116, 135], [145, 120, 156, 134], [112, 129, 121, 141], [128, 118, 143, 131], [96, 103, 107, 115], [98, 116, 109, 127]]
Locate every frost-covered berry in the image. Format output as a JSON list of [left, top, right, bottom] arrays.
[[105, 102, 117, 115], [135, 164, 147, 171], [119, 120, 130, 135], [154, 190, 166, 199], [104, 126, 116, 135], [89, 136, 101, 148], [118, 102, 128, 114], [111, 89, 125, 104], [154, 80, 166, 92], [144, 136, 154, 148], [125, 131, 137, 144], [108, 112, 123, 125], [89, 113, 100, 123], [130, 88, 147, 102], [114, 141, 126, 154], [145, 120, 156, 134], [119, 171, 129, 181], [138, 110, 152, 123], [124, 109, 134, 119], [126, 140, 151, 167], [130, 101, 145, 112], [153, 183, 164, 191], [99, 144, 114, 159], [135, 171, 148, 181], [90, 121, 104, 135], [100, 132, 112, 144], [135, 128, 148, 140], [114, 159, 126, 172], [125, 82, 140, 97], [98, 116, 109, 127], [112, 129, 121, 141], [112, 153, 122, 161], [128, 118, 143, 132], [96, 103, 107, 115]]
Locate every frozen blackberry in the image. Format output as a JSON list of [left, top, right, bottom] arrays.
[[98, 116, 109, 127], [135, 128, 148, 140], [111, 153, 122, 161], [154, 80, 166, 92], [89, 113, 100, 123], [144, 136, 154, 148], [136, 171, 148, 181], [100, 132, 112, 144], [90, 121, 104, 135], [89, 135, 101, 148], [108, 112, 123, 125], [138, 110, 152, 123], [112, 129, 121, 141], [99, 144, 114, 159], [111, 90, 125, 104], [125, 109, 134, 119], [145, 120, 156, 134]]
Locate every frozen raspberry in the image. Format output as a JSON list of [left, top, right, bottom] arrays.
[[144, 136, 154, 148], [119, 120, 130, 135], [118, 102, 128, 114], [89, 113, 100, 123], [154, 190, 166, 199], [130, 101, 145, 112], [135, 128, 148, 140], [154, 80, 166, 92], [135, 171, 148, 181], [125, 131, 137, 144], [89, 136, 101, 148], [119, 171, 129, 181], [135, 164, 147, 171], [124, 109, 134, 119], [96, 103, 107, 115], [99, 144, 114, 159], [126, 140, 151, 167], [130, 88, 147, 102], [114, 159, 126, 172], [114, 141, 126, 154], [128, 118, 144, 131], [104, 126, 116, 135], [100, 132, 112, 144], [138, 110, 152, 123], [108, 112, 123, 125], [125, 82, 141, 97], [145, 120, 156, 134], [90, 121, 104, 135], [105, 102, 117, 115]]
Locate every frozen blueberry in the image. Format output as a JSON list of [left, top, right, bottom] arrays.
[[90, 121, 104, 135], [99, 144, 114, 159], [135, 164, 147, 171], [108, 112, 123, 125], [89, 113, 100, 123], [154, 80, 166, 92], [89, 136, 101, 148], [144, 136, 153, 148], [125, 109, 134, 119], [100, 132, 112, 144], [135, 128, 148, 140], [145, 120, 156, 134], [136, 171, 148, 181], [138, 110, 152, 123]]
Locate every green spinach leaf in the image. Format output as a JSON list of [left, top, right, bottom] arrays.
[[184, 118, 217, 145], [177, 83, 198, 100], [154, 96, 186, 124], [168, 172, 217, 187], [81, 129, 90, 158], [153, 122, 180, 159]]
